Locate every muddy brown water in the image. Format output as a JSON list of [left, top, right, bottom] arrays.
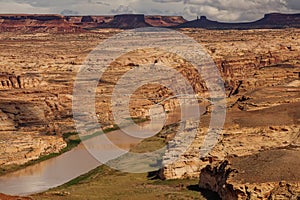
[[0, 105, 204, 196]]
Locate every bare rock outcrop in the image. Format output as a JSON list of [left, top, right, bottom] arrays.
[[0, 131, 66, 166], [0, 73, 43, 90], [199, 147, 300, 200]]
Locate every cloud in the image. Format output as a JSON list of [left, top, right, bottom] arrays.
[[96, 1, 110, 6], [0, 1, 50, 14], [165, 0, 298, 22], [153, 0, 182, 3], [61, 9, 80, 15], [111, 5, 135, 14], [154, 0, 300, 21], [0, 0, 299, 21], [287, 0, 300, 10]]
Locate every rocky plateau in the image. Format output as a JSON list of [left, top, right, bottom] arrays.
[[0, 15, 299, 199]]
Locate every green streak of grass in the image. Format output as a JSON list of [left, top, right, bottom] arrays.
[[34, 164, 206, 200]]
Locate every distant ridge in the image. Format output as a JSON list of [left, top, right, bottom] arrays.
[[65, 14, 187, 28], [0, 13, 299, 32], [176, 13, 300, 29], [0, 14, 82, 33]]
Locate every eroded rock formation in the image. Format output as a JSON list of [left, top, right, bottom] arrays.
[[199, 147, 300, 200]]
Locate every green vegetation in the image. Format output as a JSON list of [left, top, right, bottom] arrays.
[[33, 164, 207, 200]]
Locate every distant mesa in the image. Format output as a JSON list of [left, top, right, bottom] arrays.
[[81, 16, 94, 23], [98, 14, 151, 29], [0, 13, 300, 32], [199, 16, 207, 20], [178, 13, 300, 29], [0, 14, 64, 21], [66, 14, 187, 29], [0, 14, 82, 33]]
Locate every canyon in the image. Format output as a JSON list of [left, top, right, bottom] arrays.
[[0, 14, 299, 200]]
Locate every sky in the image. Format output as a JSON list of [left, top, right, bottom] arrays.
[[0, 0, 299, 22]]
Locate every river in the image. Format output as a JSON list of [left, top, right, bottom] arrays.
[[0, 105, 204, 196]]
